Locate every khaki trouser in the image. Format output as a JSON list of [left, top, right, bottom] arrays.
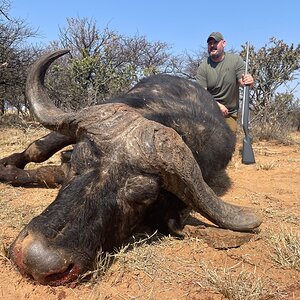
[[225, 114, 238, 133]]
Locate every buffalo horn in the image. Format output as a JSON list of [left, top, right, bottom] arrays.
[[26, 49, 73, 134], [151, 127, 262, 232]]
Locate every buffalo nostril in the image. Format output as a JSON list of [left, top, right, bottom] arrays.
[[23, 239, 67, 275], [11, 234, 81, 285]]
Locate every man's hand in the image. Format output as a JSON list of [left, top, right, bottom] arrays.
[[240, 74, 254, 87], [217, 102, 228, 116]]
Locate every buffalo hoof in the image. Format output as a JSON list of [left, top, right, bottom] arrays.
[[0, 164, 22, 185], [0, 153, 26, 169]]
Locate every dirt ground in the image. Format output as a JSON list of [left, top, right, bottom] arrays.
[[0, 126, 299, 300]]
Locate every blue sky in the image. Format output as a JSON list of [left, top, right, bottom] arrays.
[[10, 0, 300, 55]]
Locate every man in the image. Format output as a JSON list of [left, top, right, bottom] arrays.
[[196, 32, 254, 132]]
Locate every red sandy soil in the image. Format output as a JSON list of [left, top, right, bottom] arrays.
[[0, 127, 299, 300]]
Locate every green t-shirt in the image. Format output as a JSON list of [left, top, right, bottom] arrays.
[[196, 52, 245, 114]]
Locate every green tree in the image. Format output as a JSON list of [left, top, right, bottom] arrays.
[[46, 17, 172, 111], [177, 38, 300, 139], [241, 38, 300, 138], [0, 0, 39, 115]]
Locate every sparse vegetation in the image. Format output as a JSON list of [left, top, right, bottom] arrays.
[[0, 0, 300, 296], [1, 0, 300, 141], [0, 127, 300, 299], [244, 38, 300, 141], [255, 161, 278, 170], [80, 231, 162, 282], [0, 242, 9, 260], [266, 227, 300, 271], [199, 262, 272, 300]]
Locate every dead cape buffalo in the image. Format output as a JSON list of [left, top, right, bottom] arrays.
[[0, 49, 262, 285]]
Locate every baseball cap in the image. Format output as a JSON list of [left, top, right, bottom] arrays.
[[207, 32, 224, 43]]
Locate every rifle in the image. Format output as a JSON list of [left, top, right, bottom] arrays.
[[241, 42, 255, 164]]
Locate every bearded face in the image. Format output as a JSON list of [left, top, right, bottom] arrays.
[[207, 39, 225, 60]]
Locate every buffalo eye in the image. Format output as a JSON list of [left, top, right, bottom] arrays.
[[69, 139, 101, 175]]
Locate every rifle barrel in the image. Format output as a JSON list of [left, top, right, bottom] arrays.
[[241, 42, 255, 164]]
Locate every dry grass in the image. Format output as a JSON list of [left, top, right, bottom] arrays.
[[1, 123, 300, 299], [262, 201, 300, 227], [0, 241, 9, 261], [0, 189, 45, 231], [199, 262, 275, 300], [77, 231, 289, 299], [116, 234, 206, 285], [266, 227, 300, 271], [78, 231, 161, 282], [255, 161, 278, 170], [266, 207, 300, 226], [77, 231, 208, 294], [0, 113, 32, 128]]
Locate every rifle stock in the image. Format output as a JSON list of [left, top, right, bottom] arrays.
[[241, 42, 255, 164]]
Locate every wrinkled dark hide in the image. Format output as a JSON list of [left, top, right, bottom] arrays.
[[0, 49, 262, 285]]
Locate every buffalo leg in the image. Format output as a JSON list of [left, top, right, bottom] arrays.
[[0, 132, 75, 187], [0, 132, 75, 168], [0, 164, 65, 187]]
